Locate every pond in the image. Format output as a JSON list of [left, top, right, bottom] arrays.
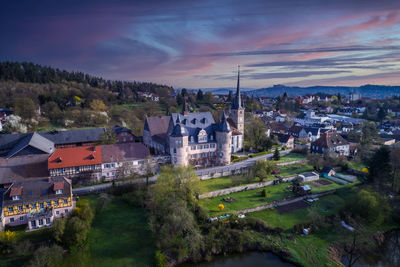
[[181, 251, 296, 267]]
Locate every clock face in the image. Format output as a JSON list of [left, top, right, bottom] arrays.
[[239, 118, 243, 122]]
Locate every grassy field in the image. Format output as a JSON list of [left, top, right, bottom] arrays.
[[247, 194, 346, 230], [63, 195, 156, 267], [199, 175, 259, 193], [278, 163, 313, 177], [275, 153, 307, 163], [348, 160, 367, 171], [200, 183, 295, 215], [199, 163, 314, 194]]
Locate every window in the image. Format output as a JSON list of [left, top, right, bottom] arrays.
[[191, 145, 196, 150], [56, 211, 59, 215], [31, 221, 36, 228], [12, 195, 20, 201], [55, 200, 59, 206], [25, 204, 29, 209], [63, 199, 68, 204], [32, 203, 37, 209], [46, 218, 51, 225], [65, 209, 68, 214], [58, 169, 63, 174], [123, 137, 126, 142], [219, 144, 222, 149], [105, 164, 110, 168], [8, 207, 13, 213], [111, 163, 115, 168], [39, 203, 44, 209], [18, 205, 23, 211], [10, 218, 14, 223], [173, 148, 177, 154], [38, 219, 43, 226], [198, 145, 203, 149], [47, 201, 51, 207], [19, 216, 24, 221]]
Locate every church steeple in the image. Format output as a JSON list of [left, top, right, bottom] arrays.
[[182, 98, 189, 115], [232, 65, 243, 109]]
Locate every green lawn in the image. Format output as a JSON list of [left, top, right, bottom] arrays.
[[199, 175, 259, 193], [278, 163, 313, 177], [199, 163, 314, 194], [275, 153, 307, 163], [200, 183, 295, 215], [247, 194, 346, 230], [347, 160, 367, 171], [63, 195, 155, 267]]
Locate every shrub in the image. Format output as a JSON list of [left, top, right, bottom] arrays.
[[27, 245, 64, 267], [261, 189, 267, 197], [155, 250, 167, 267]]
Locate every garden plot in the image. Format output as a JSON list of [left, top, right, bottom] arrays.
[[276, 200, 310, 214], [310, 179, 332, 187]]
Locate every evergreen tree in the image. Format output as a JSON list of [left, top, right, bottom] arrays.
[[377, 107, 387, 123], [368, 146, 392, 192], [273, 148, 281, 161], [196, 89, 204, 101], [227, 91, 232, 102]]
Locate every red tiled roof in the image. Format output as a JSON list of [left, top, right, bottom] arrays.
[[53, 181, 64, 190], [10, 186, 22, 196], [48, 146, 102, 169]]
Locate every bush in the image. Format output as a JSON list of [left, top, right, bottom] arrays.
[[232, 156, 248, 163], [27, 245, 64, 267], [347, 188, 391, 225], [155, 250, 167, 267], [249, 151, 268, 158], [261, 189, 267, 197]]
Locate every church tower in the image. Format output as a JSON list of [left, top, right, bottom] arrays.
[[231, 66, 245, 134]]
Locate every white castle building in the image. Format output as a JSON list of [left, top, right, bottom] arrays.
[[143, 68, 245, 167]]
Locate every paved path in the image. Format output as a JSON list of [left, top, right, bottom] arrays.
[[72, 149, 293, 196]]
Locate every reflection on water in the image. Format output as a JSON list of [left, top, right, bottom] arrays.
[[181, 251, 295, 267]]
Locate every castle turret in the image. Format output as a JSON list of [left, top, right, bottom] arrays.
[[169, 124, 189, 166], [231, 66, 245, 134], [215, 112, 232, 165]]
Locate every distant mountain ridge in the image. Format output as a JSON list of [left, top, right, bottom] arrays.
[[199, 85, 400, 99]]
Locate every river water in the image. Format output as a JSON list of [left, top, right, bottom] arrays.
[[181, 251, 295, 267]]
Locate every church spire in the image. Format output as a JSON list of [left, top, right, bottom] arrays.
[[182, 97, 189, 115], [232, 65, 242, 109]]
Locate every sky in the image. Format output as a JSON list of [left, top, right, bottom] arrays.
[[1, 0, 400, 89]]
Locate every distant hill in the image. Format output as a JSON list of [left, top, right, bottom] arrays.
[[202, 84, 400, 99]]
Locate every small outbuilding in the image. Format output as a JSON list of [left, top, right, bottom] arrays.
[[321, 166, 336, 177], [297, 172, 319, 182]]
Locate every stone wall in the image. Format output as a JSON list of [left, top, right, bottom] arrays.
[[198, 176, 297, 199]]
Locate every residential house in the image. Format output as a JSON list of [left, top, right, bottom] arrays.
[[143, 115, 171, 154], [100, 143, 150, 180], [311, 132, 350, 156], [287, 125, 307, 141], [0, 177, 73, 230], [303, 127, 321, 142], [271, 133, 294, 149], [48, 146, 102, 181]]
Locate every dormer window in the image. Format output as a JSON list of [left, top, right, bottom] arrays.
[[12, 195, 20, 201], [55, 189, 63, 195]]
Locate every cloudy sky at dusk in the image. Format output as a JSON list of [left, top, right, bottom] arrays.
[[1, 0, 400, 89]]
